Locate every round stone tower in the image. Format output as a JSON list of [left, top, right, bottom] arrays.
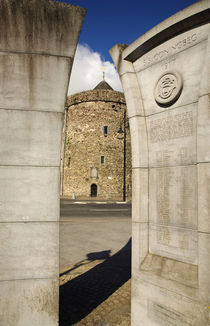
[[61, 79, 132, 201]]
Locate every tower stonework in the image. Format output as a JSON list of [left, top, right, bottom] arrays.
[[110, 1, 210, 325], [61, 85, 132, 201]]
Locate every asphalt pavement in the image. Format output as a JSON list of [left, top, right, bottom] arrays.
[[60, 199, 132, 269], [60, 199, 131, 219], [59, 199, 132, 325]]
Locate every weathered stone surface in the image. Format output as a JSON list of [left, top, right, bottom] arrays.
[[0, 0, 86, 57], [149, 224, 198, 264], [0, 166, 60, 222], [0, 53, 71, 112], [132, 276, 208, 326], [198, 232, 210, 301], [121, 72, 145, 118], [147, 104, 197, 167], [132, 222, 148, 271], [0, 0, 85, 325], [198, 163, 210, 233], [0, 109, 63, 167], [132, 168, 148, 223], [140, 254, 198, 288], [62, 88, 132, 200], [129, 116, 148, 168], [0, 278, 58, 326], [0, 222, 59, 280], [134, 26, 208, 117], [110, 1, 210, 325], [149, 166, 197, 229], [197, 95, 210, 162], [134, 23, 208, 70], [67, 89, 126, 106]]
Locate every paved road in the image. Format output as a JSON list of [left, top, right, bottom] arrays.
[[59, 199, 132, 325], [60, 199, 131, 219], [60, 199, 132, 271]]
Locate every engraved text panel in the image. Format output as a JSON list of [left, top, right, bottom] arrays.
[[147, 104, 197, 167]]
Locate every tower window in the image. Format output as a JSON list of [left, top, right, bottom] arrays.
[[101, 156, 105, 164], [104, 126, 108, 136], [68, 157, 71, 167]]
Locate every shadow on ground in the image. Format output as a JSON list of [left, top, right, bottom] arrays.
[[59, 250, 111, 278], [59, 238, 131, 325]]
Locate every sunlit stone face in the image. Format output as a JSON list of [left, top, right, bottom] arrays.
[[154, 71, 183, 106]]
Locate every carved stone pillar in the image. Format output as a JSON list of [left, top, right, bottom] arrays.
[[110, 1, 210, 325], [0, 1, 85, 325]]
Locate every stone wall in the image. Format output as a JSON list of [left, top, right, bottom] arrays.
[[62, 89, 132, 201], [0, 1, 85, 325], [68, 89, 127, 105], [110, 1, 210, 325]]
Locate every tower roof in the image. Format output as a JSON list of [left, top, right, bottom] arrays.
[[93, 80, 113, 90]]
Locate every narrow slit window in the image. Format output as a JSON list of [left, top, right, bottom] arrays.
[[104, 126, 108, 136], [101, 156, 105, 164], [68, 157, 71, 167]]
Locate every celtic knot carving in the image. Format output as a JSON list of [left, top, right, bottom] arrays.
[[154, 71, 183, 106]]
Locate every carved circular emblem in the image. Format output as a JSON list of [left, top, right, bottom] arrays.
[[154, 71, 183, 106]]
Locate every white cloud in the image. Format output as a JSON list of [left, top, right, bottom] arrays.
[[68, 44, 122, 95]]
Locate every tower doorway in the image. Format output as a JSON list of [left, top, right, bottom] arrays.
[[90, 184, 97, 197]]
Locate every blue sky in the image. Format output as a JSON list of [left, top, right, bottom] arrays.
[[53, 0, 198, 94], [55, 0, 198, 61]]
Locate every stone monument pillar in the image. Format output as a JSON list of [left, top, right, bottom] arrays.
[[110, 1, 210, 325], [0, 0, 85, 325]]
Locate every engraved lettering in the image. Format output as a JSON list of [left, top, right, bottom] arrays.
[[182, 39, 187, 46], [161, 56, 176, 70], [177, 41, 182, 49], [157, 228, 171, 245], [149, 300, 192, 325], [186, 36, 191, 44], [143, 33, 197, 67], [191, 33, 197, 42], [150, 112, 193, 143], [177, 167, 195, 228], [179, 147, 188, 165], [155, 150, 172, 166], [154, 53, 159, 61], [156, 169, 171, 225], [179, 232, 189, 249]]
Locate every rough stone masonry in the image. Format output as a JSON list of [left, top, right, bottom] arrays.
[[62, 86, 132, 201]]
